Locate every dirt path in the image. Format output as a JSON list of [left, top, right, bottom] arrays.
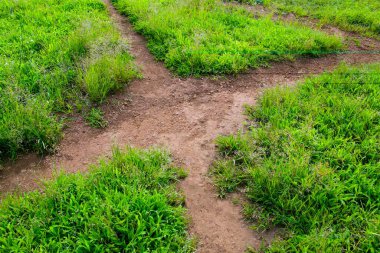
[[1, 1, 380, 252]]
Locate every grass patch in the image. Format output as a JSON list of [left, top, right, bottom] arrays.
[[85, 108, 108, 128], [0, 0, 139, 159], [112, 0, 342, 76], [211, 64, 380, 251], [0, 147, 194, 252], [232, 0, 380, 38]]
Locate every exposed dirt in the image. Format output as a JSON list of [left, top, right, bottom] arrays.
[[1, 1, 380, 252]]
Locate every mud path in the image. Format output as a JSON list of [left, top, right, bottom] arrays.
[[1, 1, 380, 252]]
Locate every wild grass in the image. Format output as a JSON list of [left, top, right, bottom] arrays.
[[231, 0, 380, 38], [0, 0, 139, 160], [112, 0, 342, 76], [0, 147, 194, 252], [85, 108, 108, 128], [211, 64, 380, 252]]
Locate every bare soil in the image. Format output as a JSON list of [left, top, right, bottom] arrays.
[[1, 1, 380, 252]]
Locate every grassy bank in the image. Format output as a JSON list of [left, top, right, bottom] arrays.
[[232, 0, 380, 38], [112, 0, 342, 76], [0, 0, 139, 159], [212, 64, 380, 251], [0, 147, 194, 252]]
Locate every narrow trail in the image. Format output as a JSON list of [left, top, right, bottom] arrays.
[[1, 1, 380, 252]]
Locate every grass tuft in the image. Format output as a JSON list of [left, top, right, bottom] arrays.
[[85, 108, 108, 128], [80, 54, 138, 103]]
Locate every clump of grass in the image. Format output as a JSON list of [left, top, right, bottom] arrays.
[[0, 0, 139, 160], [0, 93, 62, 158], [80, 54, 138, 103], [233, 0, 380, 38], [0, 147, 194, 252], [85, 108, 108, 128], [211, 64, 380, 252], [112, 0, 342, 76]]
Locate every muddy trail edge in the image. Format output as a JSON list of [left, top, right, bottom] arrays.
[[1, 0, 380, 252]]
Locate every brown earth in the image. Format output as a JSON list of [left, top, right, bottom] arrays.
[[1, 1, 380, 252]]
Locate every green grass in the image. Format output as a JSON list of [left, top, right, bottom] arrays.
[[0, 0, 139, 160], [112, 0, 342, 77], [85, 108, 108, 128], [211, 64, 380, 252], [0, 147, 194, 252], [232, 0, 380, 38]]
